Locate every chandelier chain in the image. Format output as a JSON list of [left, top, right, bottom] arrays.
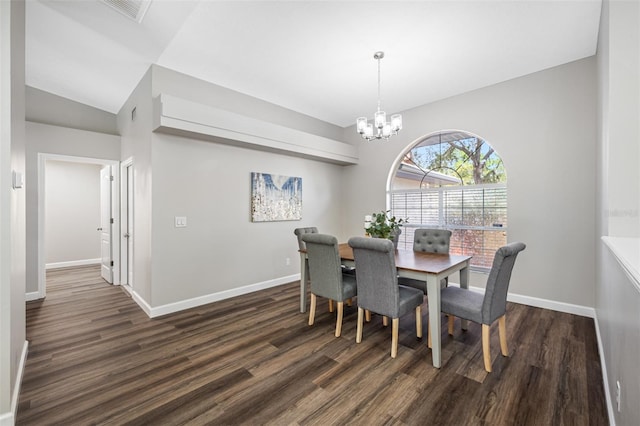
[[377, 56, 381, 113]]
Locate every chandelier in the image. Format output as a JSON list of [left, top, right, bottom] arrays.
[[356, 51, 402, 141]]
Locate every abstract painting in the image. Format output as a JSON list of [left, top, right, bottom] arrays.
[[251, 172, 302, 222]]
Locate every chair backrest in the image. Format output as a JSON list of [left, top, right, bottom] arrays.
[[482, 242, 526, 323], [294, 227, 318, 250], [301, 233, 345, 301], [413, 228, 452, 254], [348, 236, 400, 318]]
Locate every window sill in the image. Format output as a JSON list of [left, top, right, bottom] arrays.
[[602, 236, 640, 293]]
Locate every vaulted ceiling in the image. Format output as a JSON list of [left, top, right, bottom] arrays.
[[26, 0, 602, 128]]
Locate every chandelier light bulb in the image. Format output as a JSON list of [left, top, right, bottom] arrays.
[[374, 111, 386, 129], [356, 117, 368, 133], [356, 51, 403, 141], [364, 123, 374, 138], [382, 123, 392, 138], [391, 114, 402, 132]]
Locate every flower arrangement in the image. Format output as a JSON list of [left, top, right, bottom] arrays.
[[364, 210, 407, 240]]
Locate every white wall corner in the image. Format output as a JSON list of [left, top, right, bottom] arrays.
[[0, 341, 28, 426], [593, 314, 617, 426]]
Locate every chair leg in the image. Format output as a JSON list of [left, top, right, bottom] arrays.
[[498, 315, 508, 356], [382, 316, 389, 327], [482, 324, 492, 372], [308, 293, 317, 326], [328, 299, 334, 312], [365, 310, 371, 322], [427, 318, 431, 348], [356, 307, 364, 343], [415, 306, 422, 338], [335, 302, 344, 337], [391, 318, 399, 358], [448, 315, 455, 335]]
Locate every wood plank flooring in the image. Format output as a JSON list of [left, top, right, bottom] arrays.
[[17, 265, 608, 425]]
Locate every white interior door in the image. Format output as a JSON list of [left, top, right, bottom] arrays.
[[100, 165, 113, 283]]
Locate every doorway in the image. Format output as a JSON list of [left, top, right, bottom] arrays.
[[37, 153, 120, 299]]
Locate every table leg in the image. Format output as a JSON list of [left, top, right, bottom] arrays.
[[426, 274, 441, 368], [299, 252, 307, 313], [459, 266, 469, 330]]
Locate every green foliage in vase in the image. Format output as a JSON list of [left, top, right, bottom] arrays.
[[366, 210, 407, 240]]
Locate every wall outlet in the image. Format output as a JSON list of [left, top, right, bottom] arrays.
[[285, 257, 291, 266], [616, 380, 621, 412]]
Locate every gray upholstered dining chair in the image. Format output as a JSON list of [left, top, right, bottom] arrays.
[[348, 236, 424, 358], [301, 233, 357, 337], [438, 241, 526, 372], [294, 227, 318, 305], [294, 227, 319, 251], [294, 226, 355, 279], [398, 228, 452, 292]]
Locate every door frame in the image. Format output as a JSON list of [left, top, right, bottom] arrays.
[[37, 153, 121, 299], [120, 157, 133, 294]]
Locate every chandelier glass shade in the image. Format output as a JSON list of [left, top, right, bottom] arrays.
[[356, 51, 402, 141]]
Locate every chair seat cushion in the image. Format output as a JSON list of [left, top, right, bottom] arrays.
[[341, 273, 358, 300], [440, 286, 484, 324], [397, 285, 424, 317], [341, 265, 356, 275]]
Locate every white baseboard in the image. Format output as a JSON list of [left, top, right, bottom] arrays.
[[0, 340, 28, 426], [25, 291, 43, 301], [505, 292, 595, 318], [134, 274, 300, 318], [449, 282, 596, 318], [134, 276, 596, 320], [593, 314, 616, 426], [131, 290, 152, 317], [46, 258, 101, 270]]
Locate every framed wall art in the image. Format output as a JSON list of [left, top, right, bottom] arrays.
[[251, 172, 302, 222]]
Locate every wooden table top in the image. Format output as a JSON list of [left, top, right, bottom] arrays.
[[338, 243, 471, 275]]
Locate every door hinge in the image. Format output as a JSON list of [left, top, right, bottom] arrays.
[[110, 175, 114, 181], [110, 218, 114, 224], [110, 261, 114, 267]]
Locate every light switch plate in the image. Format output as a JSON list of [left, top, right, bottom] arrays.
[[12, 171, 24, 189], [175, 216, 187, 228]]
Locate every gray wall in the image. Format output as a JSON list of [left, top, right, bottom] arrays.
[[117, 65, 347, 308], [151, 65, 345, 142], [341, 57, 597, 307], [44, 160, 101, 265], [26, 86, 118, 136], [0, 0, 26, 419], [596, 1, 640, 425], [25, 122, 120, 293]]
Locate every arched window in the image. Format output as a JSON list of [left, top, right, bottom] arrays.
[[389, 130, 507, 270]]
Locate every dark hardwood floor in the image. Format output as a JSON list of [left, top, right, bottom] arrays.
[[17, 265, 608, 425]]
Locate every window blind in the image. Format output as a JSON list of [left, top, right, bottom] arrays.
[[390, 184, 507, 270]]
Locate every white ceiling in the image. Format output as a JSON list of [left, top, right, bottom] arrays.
[[26, 0, 602, 128]]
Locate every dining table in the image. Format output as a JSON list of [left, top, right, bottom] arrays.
[[298, 243, 472, 368]]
